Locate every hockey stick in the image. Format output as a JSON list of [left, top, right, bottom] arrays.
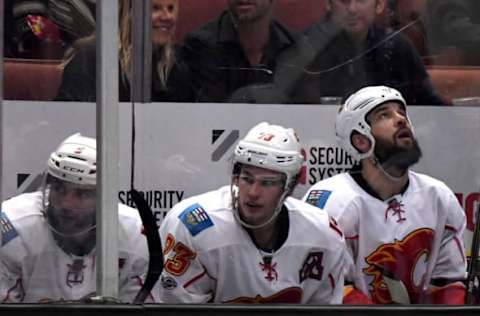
[[129, 72, 163, 304], [129, 100, 164, 303], [131, 189, 163, 304], [466, 196, 480, 304]]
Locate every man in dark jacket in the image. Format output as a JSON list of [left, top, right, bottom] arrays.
[[180, 0, 316, 103], [291, 0, 444, 106]]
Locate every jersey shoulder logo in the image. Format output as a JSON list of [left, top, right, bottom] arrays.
[[178, 203, 214, 236], [305, 190, 332, 209], [0, 212, 19, 246]]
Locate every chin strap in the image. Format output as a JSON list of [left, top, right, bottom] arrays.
[[131, 189, 163, 304], [371, 155, 406, 183]]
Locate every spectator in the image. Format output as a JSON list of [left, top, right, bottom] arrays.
[[158, 122, 350, 303], [55, 0, 192, 102], [0, 133, 153, 303], [424, 0, 480, 65], [291, 0, 444, 105], [303, 86, 467, 304], [179, 0, 315, 102]]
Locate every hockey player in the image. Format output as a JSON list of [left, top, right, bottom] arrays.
[[0, 133, 153, 303], [304, 86, 467, 304], [158, 122, 350, 304]]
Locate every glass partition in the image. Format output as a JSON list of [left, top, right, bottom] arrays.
[[2, 0, 480, 308]]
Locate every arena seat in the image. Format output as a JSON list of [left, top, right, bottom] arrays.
[[272, 0, 327, 31], [3, 58, 63, 101], [427, 66, 480, 105], [176, 0, 226, 41]]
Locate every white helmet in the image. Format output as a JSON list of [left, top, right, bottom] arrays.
[[47, 133, 96, 186], [233, 122, 304, 192], [335, 86, 409, 161]]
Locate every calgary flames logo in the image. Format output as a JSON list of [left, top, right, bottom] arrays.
[[363, 228, 434, 304]]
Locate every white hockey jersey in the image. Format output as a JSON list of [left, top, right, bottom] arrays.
[[157, 185, 350, 304], [303, 171, 467, 304], [0, 191, 152, 303]]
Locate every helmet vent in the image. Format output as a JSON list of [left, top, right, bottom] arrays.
[[67, 155, 86, 161], [276, 155, 295, 163]]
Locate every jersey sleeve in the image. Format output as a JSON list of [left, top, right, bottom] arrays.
[[307, 222, 352, 304], [0, 212, 25, 302], [321, 243, 350, 304], [117, 207, 155, 303], [0, 255, 25, 302], [117, 240, 152, 303], [157, 203, 215, 303], [431, 189, 467, 282], [303, 183, 359, 284], [335, 201, 360, 283]]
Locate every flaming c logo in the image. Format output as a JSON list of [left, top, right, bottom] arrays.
[[363, 228, 434, 304]]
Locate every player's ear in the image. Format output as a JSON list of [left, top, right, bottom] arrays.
[[351, 133, 372, 154], [232, 175, 239, 186]]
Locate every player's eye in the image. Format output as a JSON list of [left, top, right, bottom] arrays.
[[239, 173, 284, 188], [239, 174, 255, 185], [259, 178, 284, 187]]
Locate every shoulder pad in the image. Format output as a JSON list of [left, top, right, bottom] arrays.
[[305, 190, 332, 209], [0, 212, 19, 246], [178, 203, 214, 236]]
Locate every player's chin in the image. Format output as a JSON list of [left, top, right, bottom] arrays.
[[241, 208, 266, 224], [398, 141, 414, 152]]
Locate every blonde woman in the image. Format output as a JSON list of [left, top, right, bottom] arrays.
[[56, 0, 192, 102]]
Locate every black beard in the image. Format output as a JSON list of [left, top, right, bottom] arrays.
[[374, 137, 423, 171]]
